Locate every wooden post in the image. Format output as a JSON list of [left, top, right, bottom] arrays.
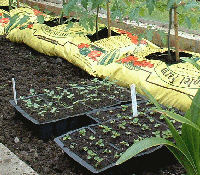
[[9, 0, 12, 11], [107, 1, 111, 38], [17, 0, 20, 8], [174, 4, 180, 62], [96, 5, 100, 40], [167, 7, 173, 62]]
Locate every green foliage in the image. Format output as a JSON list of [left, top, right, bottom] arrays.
[[60, 0, 130, 31], [127, 0, 200, 45], [116, 82, 200, 174], [146, 0, 155, 15]]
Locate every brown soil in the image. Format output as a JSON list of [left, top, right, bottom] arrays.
[[0, 35, 186, 175], [145, 50, 192, 64], [87, 28, 120, 42]]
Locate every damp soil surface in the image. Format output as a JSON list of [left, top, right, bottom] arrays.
[[44, 17, 79, 27], [145, 50, 192, 64], [0, 35, 186, 175], [87, 28, 120, 42]]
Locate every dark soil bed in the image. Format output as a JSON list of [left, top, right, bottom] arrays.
[[0, 35, 186, 175]]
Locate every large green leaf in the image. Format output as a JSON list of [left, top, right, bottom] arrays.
[[91, 0, 104, 10], [116, 137, 197, 174], [116, 137, 189, 165], [116, 137, 172, 165], [167, 145, 198, 175], [81, 0, 89, 10], [189, 88, 200, 125], [185, 16, 192, 29], [158, 106, 200, 174], [164, 117, 196, 171], [183, 88, 200, 173], [155, 109, 200, 132], [167, 0, 176, 9]]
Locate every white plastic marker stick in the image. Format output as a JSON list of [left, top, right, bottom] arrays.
[[130, 84, 137, 117], [12, 78, 17, 104]]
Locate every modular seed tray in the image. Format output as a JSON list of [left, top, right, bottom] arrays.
[[10, 95, 95, 140], [9, 82, 135, 139], [54, 110, 173, 173]]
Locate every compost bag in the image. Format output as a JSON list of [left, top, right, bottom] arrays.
[[0, 9, 10, 35], [7, 21, 200, 112], [7, 7, 54, 33], [0, 0, 9, 6]]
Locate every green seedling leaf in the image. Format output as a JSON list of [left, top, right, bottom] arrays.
[[33, 103, 39, 109], [63, 135, 71, 140], [50, 107, 57, 113]]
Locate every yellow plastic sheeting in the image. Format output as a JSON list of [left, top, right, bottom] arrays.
[[88, 28, 200, 111], [95, 54, 200, 112], [5, 7, 54, 34], [0, 0, 19, 7], [9, 7, 53, 22], [0, 0, 9, 6], [0, 9, 10, 35], [7, 23, 200, 112]]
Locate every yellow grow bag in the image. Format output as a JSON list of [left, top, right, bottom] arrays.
[[0, 0, 9, 6], [7, 22, 200, 112]]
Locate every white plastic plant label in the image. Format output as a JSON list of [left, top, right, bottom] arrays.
[[130, 84, 137, 117], [12, 78, 17, 104]]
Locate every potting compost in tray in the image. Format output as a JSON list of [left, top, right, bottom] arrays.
[[10, 79, 137, 139], [55, 101, 182, 173]]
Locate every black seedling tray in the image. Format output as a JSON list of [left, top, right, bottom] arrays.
[[54, 130, 116, 174], [54, 121, 164, 174], [54, 92, 181, 174], [10, 98, 96, 140], [86, 93, 156, 123], [9, 82, 135, 140]]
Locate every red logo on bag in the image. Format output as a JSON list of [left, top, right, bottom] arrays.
[[78, 43, 90, 49], [88, 51, 102, 61], [117, 55, 154, 68], [27, 24, 33, 28], [0, 18, 9, 26], [33, 9, 45, 16], [117, 29, 147, 45]]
